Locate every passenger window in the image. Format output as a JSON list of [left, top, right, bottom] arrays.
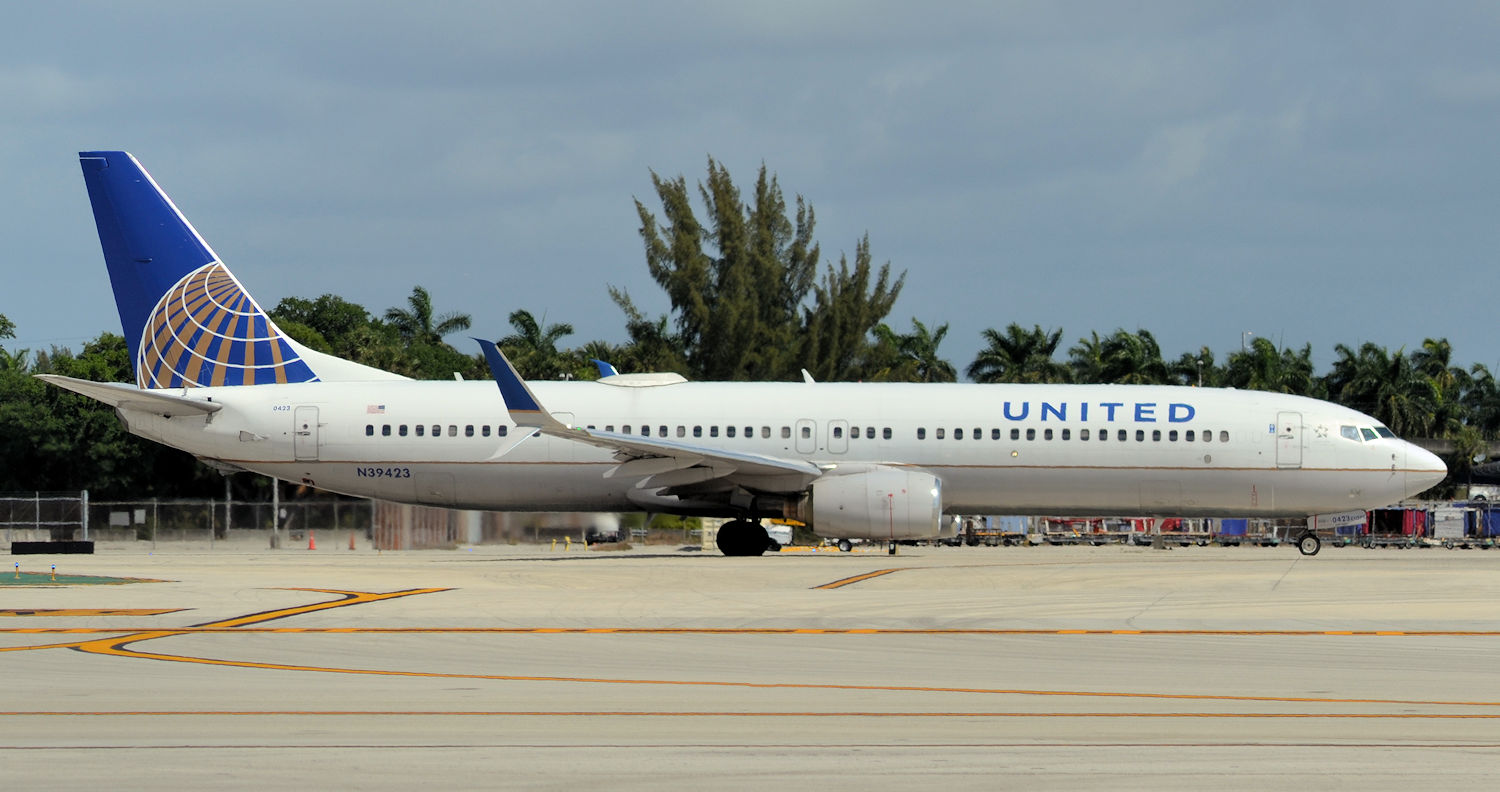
[[481, 426, 490, 437], [936, 428, 946, 439], [448, 425, 457, 437], [624, 425, 633, 435], [1026, 428, 1036, 440], [498, 426, 508, 437], [1341, 425, 1359, 441], [954, 428, 963, 440], [1152, 429, 1161, 441], [677, 426, 685, 437], [1098, 428, 1106, 441], [1080, 429, 1089, 440], [1011, 428, 1020, 440], [365, 425, 374, 436], [605, 425, 615, 433], [832, 426, 842, 439], [882, 428, 891, 440], [728, 426, 737, 438], [850, 426, 859, 438], [1203, 430, 1211, 443], [991, 428, 1001, 440], [781, 426, 791, 439], [1118, 429, 1127, 441], [866, 427, 875, 439], [1061, 428, 1071, 440], [918, 428, 926, 440], [641, 426, 650, 437], [694, 426, 703, 438], [399, 425, 408, 437], [465, 425, 474, 437], [710, 426, 719, 438], [745, 426, 753, 438], [1044, 428, 1053, 440], [972, 427, 981, 440], [660, 425, 668, 437], [1219, 430, 1229, 443], [382, 425, 391, 437], [1184, 430, 1194, 441], [1169, 430, 1178, 441], [765, 427, 774, 439], [800, 426, 811, 439], [1136, 430, 1145, 441]]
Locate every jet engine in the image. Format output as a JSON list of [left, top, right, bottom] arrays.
[[799, 466, 943, 540]]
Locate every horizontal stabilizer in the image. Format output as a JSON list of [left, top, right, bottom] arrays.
[[35, 375, 222, 417]]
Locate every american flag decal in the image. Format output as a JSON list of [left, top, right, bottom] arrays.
[[367, 404, 386, 414]]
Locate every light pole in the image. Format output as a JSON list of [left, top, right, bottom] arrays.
[[1241, 331, 1254, 352]]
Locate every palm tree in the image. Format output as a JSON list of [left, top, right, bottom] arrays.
[[498, 309, 576, 379], [1325, 343, 1438, 437], [1170, 346, 1221, 388], [969, 323, 1070, 383], [1097, 329, 1169, 385], [383, 286, 472, 347], [1224, 338, 1317, 395], [871, 319, 956, 383]]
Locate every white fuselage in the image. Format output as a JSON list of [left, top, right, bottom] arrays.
[[117, 379, 1443, 522]]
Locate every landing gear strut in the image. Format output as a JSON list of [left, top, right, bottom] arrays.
[[1297, 532, 1321, 556], [715, 519, 772, 557]]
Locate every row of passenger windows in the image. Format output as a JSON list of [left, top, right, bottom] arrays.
[[366, 424, 511, 438], [362, 421, 1228, 445], [915, 426, 1231, 443], [587, 424, 895, 441]]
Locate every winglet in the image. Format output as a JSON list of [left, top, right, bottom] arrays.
[[475, 338, 571, 431], [591, 358, 620, 378]]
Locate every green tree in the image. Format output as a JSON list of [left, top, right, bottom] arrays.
[[799, 236, 904, 381], [1095, 329, 1170, 385], [631, 158, 901, 381], [868, 319, 956, 383], [498, 310, 577, 379], [384, 286, 472, 347], [1324, 343, 1438, 437], [970, 324, 1071, 383], [1170, 347, 1223, 388], [1223, 338, 1319, 395]]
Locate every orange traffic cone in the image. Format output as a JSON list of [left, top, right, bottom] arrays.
[[308, 533, 316, 550]]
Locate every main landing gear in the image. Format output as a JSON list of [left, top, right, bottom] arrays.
[[716, 519, 777, 557], [1296, 532, 1321, 556]]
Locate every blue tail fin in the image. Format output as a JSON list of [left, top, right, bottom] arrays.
[[78, 151, 319, 388]]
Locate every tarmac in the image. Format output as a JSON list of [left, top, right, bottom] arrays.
[[3, 540, 1500, 790]]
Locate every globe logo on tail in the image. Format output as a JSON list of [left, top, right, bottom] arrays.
[[137, 262, 318, 389]]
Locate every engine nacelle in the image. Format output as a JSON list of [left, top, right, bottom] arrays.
[[805, 467, 943, 540]]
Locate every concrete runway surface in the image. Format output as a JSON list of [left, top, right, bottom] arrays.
[[3, 542, 1500, 790]]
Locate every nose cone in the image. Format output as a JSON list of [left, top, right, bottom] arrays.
[[1405, 443, 1447, 497]]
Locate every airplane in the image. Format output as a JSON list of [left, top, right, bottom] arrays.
[[40, 151, 1447, 557]]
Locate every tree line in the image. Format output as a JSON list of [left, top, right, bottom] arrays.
[[2, 158, 1493, 497]]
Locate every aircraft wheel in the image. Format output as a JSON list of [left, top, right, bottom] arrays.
[[837, 538, 853, 553], [1297, 532, 1321, 556]]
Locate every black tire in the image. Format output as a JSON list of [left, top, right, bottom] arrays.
[[1298, 533, 1321, 556], [837, 538, 853, 553]]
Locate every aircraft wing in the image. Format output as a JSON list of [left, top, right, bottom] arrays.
[[475, 340, 821, 493], [36, 374, 223, 417]]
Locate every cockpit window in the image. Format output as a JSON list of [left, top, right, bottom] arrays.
[[1360, 427, 1379, 441], [1375, 426, 1396, 439], [1340, 425, 1360, 442]]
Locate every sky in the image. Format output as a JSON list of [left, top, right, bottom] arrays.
[[5, 1, 1500, 378]]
